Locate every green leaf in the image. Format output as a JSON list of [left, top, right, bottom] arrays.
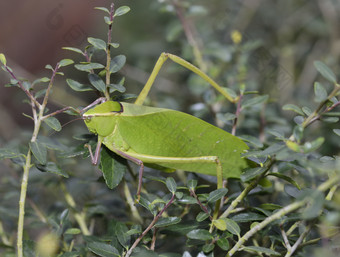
[[178, 196, 197, 204], [301, 190, 324, 220], [302, 106, 312, 116], [0, 53, 6, 65], [242, 95, 268, 109], [110, 55, 126, 73], [45, 64, 53, 70], [95, 7, 110, 14], [259, 203, 282, 210], [282, 104, 304, 115], [196, 212, 210, 222], [88, 37, 107, 51], [155, 217, 181, 227], [217, 237, 230, 251], [333, 129, 340, 136], [99, 147, 126, 189], [114, 6, 130, 17], [244, 246, 280, 256], [108, 82, 126, 93], [213, 218, 227, 231], [224, 218, 240, 236], [88, 73, 106, 92], [322, 117, 339, 123], [104, 16, 112, 25], [87, 242, 120, 257], [187, 179, 197, 190], [239, 135, 263, 148], [267, 173, 301, 190], [33, 78, 50, 87], [207, 188, 228, 203], [202, 243, 214, 253], [114, 221, 130, 248], [231, 212, 265, 223], [66, 79, 93, 92], [62, 47, 84, 55], [59, 59, 74, 67], [0, 148, 23, 160], [186, 229, 213, 241], [302, 137, 324, 153], [109, 43, 120, 48], [241, 167, 267, 182], [314, 61, 337, 83], [166, 177, 177, 194], [75, 63, 105, 72], [36, 162, 69, 177], [44, 117, 61, 131], [314, 82, 328, 102], [30, 141, 47, 165]]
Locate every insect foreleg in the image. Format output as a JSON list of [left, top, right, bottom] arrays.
[[85, 137, 103, 165]]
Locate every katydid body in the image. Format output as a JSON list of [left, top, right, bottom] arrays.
[[83, 100, 250, 199]]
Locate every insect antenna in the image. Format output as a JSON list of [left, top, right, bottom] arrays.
[[48, 117, 84, 136]]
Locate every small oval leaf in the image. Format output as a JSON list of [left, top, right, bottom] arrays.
[[44, 117, 61, 131], [166, 177, 177, 194], [88, 73, 106, 92], [30, 141, 47, 165], [88, 37, 107, 51], [114, 6, 130, 17], [58, 59, 74, 67], [66, 79, 93, 92], [207, 188, 228, 203], [110, 55, 126, 73], [314, 61, 337, 83], [187, 229, 213, 241]]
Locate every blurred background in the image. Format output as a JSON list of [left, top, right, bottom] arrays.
[[1, 1, 340, 254], [1, 0, 339, 141]]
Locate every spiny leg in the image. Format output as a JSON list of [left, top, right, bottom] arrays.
[[134, 52, 237, 106]]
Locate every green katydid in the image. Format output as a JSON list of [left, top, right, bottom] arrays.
[[83, 53, 251, 201]]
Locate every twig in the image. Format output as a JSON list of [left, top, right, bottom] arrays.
[[104, 3, 115, 101], [220, 159, 275, 219], [284, 225, 311, 257], [190, 189, 212, 221], [125, 194, 176, 257]]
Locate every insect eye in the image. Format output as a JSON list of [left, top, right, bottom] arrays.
[[84, 116, 91, 123]]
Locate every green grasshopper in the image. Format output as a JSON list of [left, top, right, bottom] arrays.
[[83, 53, 251, 201]]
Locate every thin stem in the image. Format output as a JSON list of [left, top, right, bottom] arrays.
[[301, 83, 340, 129], [17, 149, 32, 257], [4, 65, 40, 108], [284, 225, 311, 257], [171, 0, 206, 71], [42, 106, 80, 120], [232, 93, 243, 136], [190, 189, 212, 221], [125, 194, 176, 257], [280, 225, 292, 251], [220, 159, 274, 219], [104, 3, 115, 101]]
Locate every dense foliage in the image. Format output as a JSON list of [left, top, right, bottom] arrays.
[[1, 1, 340, 257]]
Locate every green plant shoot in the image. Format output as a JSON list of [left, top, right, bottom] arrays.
[[83, 53, 251, 201]]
